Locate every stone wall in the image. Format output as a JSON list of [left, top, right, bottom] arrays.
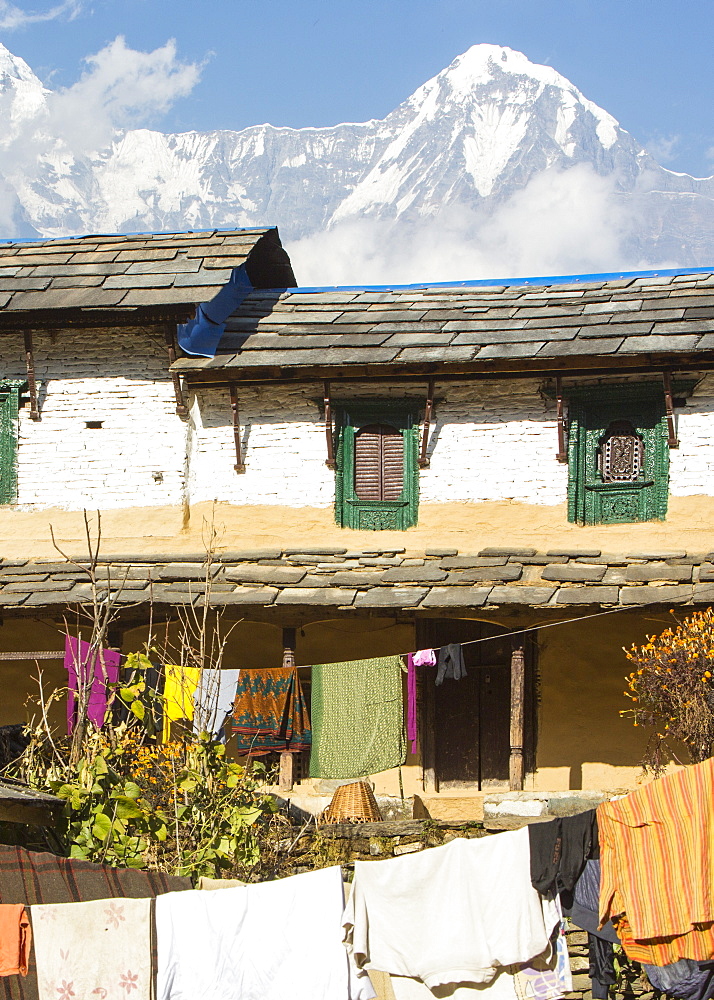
[[1, 326, 711, 514]]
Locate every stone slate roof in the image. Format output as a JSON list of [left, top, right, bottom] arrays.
[[173, 269, 714, 381], [1, 547, 714, 612], [0, 228, 295, 326]]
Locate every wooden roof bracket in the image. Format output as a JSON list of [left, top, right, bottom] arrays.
[[164, 324, 188, 417], [23, 331, 40, 421], [418, 378, 435, 469], [229, 383, 246, 473], [662, 371, 679, 448], [555, 376, 568, 463], [324, 380, 336, 469]]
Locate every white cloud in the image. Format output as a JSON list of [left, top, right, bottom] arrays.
[[645, 134, 681, 165], [44, 36, 202, 153], [0, 35, 202, 231], [287, 163, 644, 287], [0, 0, 80, 30]]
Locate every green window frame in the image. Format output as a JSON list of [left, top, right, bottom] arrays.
[[335, 401, 419, 530], [0, 380, 24, 505], [567, 383, 670, 525]]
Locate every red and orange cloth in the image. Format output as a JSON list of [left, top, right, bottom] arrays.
[[598, 755, 714, 966], [0, 903, 31, 976]]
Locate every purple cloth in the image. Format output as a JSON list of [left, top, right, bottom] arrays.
[[65, 636, 121, 735], [412, 648, 436, 667], [407, 653, 418, 753]]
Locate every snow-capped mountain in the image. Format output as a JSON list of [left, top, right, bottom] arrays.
[[1, 41, 714, 274]]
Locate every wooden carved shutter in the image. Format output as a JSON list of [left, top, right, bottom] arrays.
[[354, 423, 404, 501]]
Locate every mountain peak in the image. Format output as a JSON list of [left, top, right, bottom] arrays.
[[441, 43, 582, 96]]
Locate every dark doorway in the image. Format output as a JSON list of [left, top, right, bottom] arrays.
[[419, 619, 533, 790]]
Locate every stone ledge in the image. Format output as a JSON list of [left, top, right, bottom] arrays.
[[2, 549, 714, 611]]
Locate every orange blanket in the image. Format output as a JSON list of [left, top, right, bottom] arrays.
[[598, 756, 714, 965], [0, 903, 31, 976]]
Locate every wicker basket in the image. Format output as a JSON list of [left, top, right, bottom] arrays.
[[321, 780, 382, 824]]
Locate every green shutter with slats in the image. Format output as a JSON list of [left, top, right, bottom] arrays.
[[335, 403, 419, 530]]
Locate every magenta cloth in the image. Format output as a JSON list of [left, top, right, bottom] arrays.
[[412, 648, 437, 667], [407, 653, 418, 753], [65, 636, 121, 735]]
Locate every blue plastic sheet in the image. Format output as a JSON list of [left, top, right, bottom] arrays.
[[177, 264, 253, 358]]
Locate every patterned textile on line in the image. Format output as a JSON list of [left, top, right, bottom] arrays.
[[309, 656, 405, 779], [598, 755, 714, 966], [230, 667, 311, 755], [0, 845, 191, 1000]]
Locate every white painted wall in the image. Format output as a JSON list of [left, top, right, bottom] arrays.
[[1, 328, 712, 510], [0, 330, 185, 510]]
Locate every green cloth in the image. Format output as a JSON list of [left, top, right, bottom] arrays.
[[309, 655, 406, 779]]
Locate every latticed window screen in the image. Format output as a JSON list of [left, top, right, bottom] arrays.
[[598, 420, 644, 482], [354, 424, 404, 501], [567, 385, 669, 525]]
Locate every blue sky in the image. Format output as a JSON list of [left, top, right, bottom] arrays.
[[5, 0, 714, 177]]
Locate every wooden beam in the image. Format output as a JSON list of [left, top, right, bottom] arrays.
[[418, 378, 435, 468], [555, 376, 567, 462], [229, 383, 246, 472], [324, 380, 336, 469], [662, 372, 679, 448], [279, 626, 297, 791], [417, 620, 438, 793], [509, 638, 526, 791], [164, 325, 188, 417], [23, 330, 40, 421]]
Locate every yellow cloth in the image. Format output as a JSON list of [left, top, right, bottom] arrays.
[[598, 756, 714, 965], [162, 664, 201, 742]]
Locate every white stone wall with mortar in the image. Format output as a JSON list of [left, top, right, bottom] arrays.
[[0, 329, 186, 509], [0, 330, 712, 512], [668, 373, 714, 497]]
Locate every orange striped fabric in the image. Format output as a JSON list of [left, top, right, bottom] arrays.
[[598, 756, 714, 965]]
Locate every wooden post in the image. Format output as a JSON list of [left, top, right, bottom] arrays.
[[23, 331, 40, 420], [324, 380, 336, 469], [418, 378, 435, 468], [229, 383, 246, 472], [555, 376, 567, 462], [279, 627, 297, 791], [662, 372, 679, 448], [164, 324, 188, 417], [417, 620, 438, 793], [509, 638, 526, 791]]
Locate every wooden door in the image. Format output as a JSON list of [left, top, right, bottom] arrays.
[[424, 620, 513, 789]]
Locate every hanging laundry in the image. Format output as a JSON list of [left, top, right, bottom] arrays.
[[156, 865, 374, 1000], [528, 809, 598, 901], [192, 668, 240, 739], [405, 651, 435, 753], [0, 845, 190, 1000], [564, 859, 619, 944], [587, 936, 616, 1000], [406, 655, 417, 754], [598, 756, 714, 966], [32, 897, 152, 1000], [65, 636, 121, 735], [0, 905, 31, 977], [344, 828, 559, 990], [115, 656, 164, 738], [310, 656, 405, 780], [230, 667, 311, 756], [644, 959, 714, 1000], [162, 664, 201, 742], [435, 644, 466, 685]]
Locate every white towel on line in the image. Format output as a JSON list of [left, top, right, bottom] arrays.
[[343, 828, 559, 991], [32, 896, 152, 1000], [156, 864, 375, 1000]]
